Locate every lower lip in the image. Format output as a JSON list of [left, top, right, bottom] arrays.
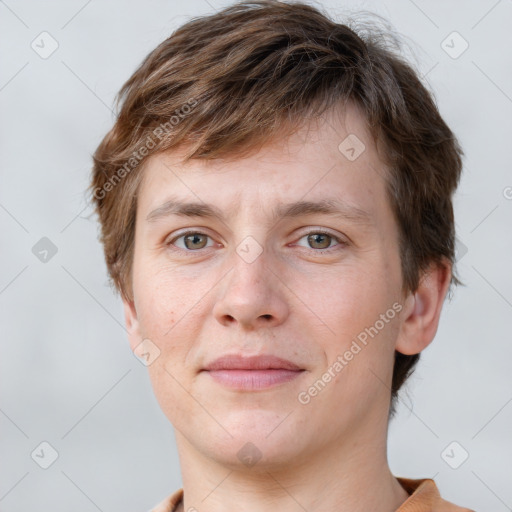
[[204, 369, 304, 390]]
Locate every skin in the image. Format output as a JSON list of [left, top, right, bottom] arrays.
[[123, 102, 451, 512]]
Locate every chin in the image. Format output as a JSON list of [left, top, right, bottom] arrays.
[[207, 437, 309, 474], [194, 414, 311, 470]]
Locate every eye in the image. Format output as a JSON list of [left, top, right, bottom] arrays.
[[168, 231, 214, 251], [166, 229, 346, 254], [295, 230, 346, 251]]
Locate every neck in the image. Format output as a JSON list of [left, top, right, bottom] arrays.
[[174, 420, 409, 512]]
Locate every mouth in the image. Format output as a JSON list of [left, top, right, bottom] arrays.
[[201, 354, 305, 390]]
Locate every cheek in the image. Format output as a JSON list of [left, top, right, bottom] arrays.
[[146, 362, 197, 431], [310, 271, 394, 336], [133, 258, 196, 335], [303, 266, 401, 388], [136, 288, 176, 339], [133, 264, 215, 373]]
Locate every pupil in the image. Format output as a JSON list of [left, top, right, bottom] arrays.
[[186, 234, 204, 249], [309, 233, 330, 248]]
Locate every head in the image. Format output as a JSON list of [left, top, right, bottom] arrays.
[[89, 0, 463, 466]]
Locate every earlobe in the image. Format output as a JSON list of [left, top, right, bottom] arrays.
[[395, 262, 452, 356], [122, 298, 141, 352]]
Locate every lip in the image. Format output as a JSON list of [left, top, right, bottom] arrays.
[[201, 355, 305, 390], [203, 354, 302, 371]]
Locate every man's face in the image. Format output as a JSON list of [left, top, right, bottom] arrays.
[[125, 103, 407, 469]]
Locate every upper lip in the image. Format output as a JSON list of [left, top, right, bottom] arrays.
[[203, 354, 302, 371]]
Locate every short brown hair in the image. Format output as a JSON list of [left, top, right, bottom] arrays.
[[89, 0, 463, 415]]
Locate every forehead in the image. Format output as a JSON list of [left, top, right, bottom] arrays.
[[136, 102, 390, 220]]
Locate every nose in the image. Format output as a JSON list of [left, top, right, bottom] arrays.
[[212, 248, 290, 331]]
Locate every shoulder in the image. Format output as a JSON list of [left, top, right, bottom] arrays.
[[396, 477, 475, 512], [148, 481, 476, 512], [147, 488, 183, 512]]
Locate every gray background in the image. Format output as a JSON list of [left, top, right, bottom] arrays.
[[1, 0, 511, 510]]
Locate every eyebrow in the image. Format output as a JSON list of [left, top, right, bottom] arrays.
[[146, 197, 372, 226]]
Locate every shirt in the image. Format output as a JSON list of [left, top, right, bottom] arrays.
[[148, 477, 475, 511]]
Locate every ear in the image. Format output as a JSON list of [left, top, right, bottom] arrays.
[[122, 297, 142, 353], [395, 260, 452, 355]]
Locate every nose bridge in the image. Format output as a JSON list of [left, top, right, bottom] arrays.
[[232, 240, 269, 291], [225, 241, 272, 305], [213, 238, 289, 329]]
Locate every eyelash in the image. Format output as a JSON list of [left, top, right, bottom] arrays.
[[166, 229, 348, 255]]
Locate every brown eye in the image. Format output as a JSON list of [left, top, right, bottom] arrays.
[[169, 231, 214, 251], [183, 233, 209, 250], [307, 233, 333, 249], [294, 230, 347, 252]]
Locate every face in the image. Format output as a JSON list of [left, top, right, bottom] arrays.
[[124, 102, 408, 471]]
